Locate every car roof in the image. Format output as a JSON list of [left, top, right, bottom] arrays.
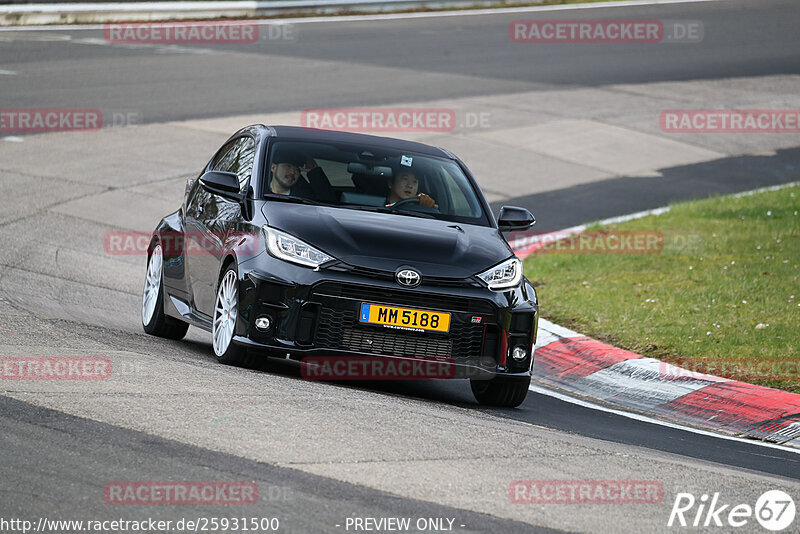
[[266, 125, 453, 159]]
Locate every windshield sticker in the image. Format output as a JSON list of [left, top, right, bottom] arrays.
[[400, 155, 413, 167]]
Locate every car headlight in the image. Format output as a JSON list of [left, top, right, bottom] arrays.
[[263, 226, 334, 268], [477, 257, 522, 290]]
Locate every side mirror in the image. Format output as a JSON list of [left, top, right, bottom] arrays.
[[497, 206, 535, 231], [199, 170, 241, 199]]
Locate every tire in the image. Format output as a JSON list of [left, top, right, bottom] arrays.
[[470, 375, 531, 408], [142, 243, 189, 340], [212, 266, 255, 367]]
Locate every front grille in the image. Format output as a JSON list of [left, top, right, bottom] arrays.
[[312, 282, 495, 314], [314, 307, 353, 350], [342, 327, 453, 360], [313, 305, 486, 363], [326, 264, 482, 288]]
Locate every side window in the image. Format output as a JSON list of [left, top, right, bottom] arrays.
[[235, 138, 256, 191], [212, 139, 238, 172], [212, 137, 256, 193]]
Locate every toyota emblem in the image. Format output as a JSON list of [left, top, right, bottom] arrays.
[[395, 268, 421, 288]]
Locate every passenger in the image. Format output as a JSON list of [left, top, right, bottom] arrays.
[[269, 151, 335, 201], [385, 167, 437, 208], [268, 151, 304, 195]]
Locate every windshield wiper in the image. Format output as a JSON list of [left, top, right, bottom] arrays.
[[263, 194, 324, 206], [342, 205, 435, 219]]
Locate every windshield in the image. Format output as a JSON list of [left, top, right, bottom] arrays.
[[262, 140, 490, 226]]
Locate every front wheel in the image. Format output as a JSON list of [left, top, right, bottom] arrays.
[[470, 375, 531, 408], [212, 267, 253, 367], [142, 243, 189, 340]]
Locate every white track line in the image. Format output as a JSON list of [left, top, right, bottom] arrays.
[[732, 181, 800, 198], [0, 0, 725, 32], [528, 383, 800, 454]]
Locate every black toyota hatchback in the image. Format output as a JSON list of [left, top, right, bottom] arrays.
[[142, 125, 538, 407]]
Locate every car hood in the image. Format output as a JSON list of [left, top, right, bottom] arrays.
[[261, 203, 511, 278]]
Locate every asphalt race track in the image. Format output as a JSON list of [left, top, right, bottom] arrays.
[[1, 0, 800, 532]]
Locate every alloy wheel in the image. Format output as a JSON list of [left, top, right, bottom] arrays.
[[142, 244, 163, 326], [213, 270, 238, 357]]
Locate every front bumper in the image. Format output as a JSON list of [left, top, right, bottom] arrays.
[[233, 255, 538, 380]]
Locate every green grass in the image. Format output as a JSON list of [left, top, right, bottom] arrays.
[[526, 185, 800, 393]]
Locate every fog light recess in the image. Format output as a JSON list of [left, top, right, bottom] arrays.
[[512, 346, 527, 361], [255, 315, 272, 331]]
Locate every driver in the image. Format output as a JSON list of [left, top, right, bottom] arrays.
[[385, 167, 437, 208]]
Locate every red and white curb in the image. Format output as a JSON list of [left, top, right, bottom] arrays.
[[531, 321, 800, 448], [518, 183, 800, 448]]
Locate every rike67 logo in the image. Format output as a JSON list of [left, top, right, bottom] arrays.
[[668, 490, 795, 531]]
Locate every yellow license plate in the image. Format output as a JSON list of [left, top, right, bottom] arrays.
[[359, 303, 451, 333]]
